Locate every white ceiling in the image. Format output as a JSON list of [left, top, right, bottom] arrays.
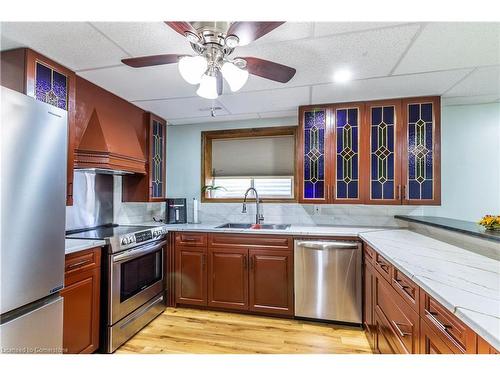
[[1, 21, 499, 125]]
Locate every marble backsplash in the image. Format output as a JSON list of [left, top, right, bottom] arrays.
[[65, 176, 423, 228]]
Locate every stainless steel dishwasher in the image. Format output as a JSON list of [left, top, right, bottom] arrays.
[[294, 239, 362, 324]]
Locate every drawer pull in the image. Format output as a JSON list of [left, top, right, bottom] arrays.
[[392, 321, 411, 337], [378, 262, 389, 270], [429, 311, 453, 331], [67, 259, 91, 270], [183, 238, 197, 242]]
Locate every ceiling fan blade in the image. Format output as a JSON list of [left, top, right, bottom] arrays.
[[164, 22, 198, 37], [216, 70, 223, 96], [227, 22, 285, 45], [242, 57, 296, 83], [121, 54, 185, 68]]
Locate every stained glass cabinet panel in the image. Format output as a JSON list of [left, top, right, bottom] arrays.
[[149, 114, 167, 200], [333, 104, 364, 203], [366, 100, 403, 204], [298, 106, 332, 202], [402, 97, 441, 205]]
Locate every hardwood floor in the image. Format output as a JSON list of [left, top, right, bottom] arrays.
[[116, 307, 373, 354]]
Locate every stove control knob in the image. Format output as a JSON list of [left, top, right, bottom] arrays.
[[121, 237, 127, 245]]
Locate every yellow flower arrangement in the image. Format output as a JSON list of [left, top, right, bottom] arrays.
[[478, 215, 500, 231]]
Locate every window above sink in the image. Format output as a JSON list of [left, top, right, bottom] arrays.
[[201, 126, 297, 203]]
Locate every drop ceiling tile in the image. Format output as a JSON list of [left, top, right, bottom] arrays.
[[258, 110, 298, 119], [235, 24, 421, 87], [78, 64, 196, 101], [314, 22, 407, 37], [311, 69, 471, 104], [444, 66, 500, 97], [395, 22, 500, 74], [169, 113, 259, 125], [90, 22, 192, 57], [0, 22, 128, 70], [251, 22, 313, 45], [133, 97, 229, 120], [218, 86, 310, 114], [442, 95, 500, 106]]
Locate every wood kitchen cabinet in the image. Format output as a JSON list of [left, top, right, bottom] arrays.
[[373, 265, 420, 354], [174, 232, 293, 317], [60, 247, 101, 354], [297, 96, 441, 205], [363, 241, 496, 354], [0, 48, 76, 205], [249, 249, 293, 316], [208, 247, 249, 311], [175, 246, 207, 306], [363, 260, 375, 348], [122, 113, 167, 202]]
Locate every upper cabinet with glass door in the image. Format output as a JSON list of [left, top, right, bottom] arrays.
[[297, 96, 440, 205], [298, 106, 331, 203]]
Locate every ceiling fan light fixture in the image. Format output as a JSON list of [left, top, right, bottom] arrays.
[[185, 31, 200, 44], [225, 35, 239, 48], [196, 73, 219, 99], [178, 55, 207, 85], [221, 61, 249, 92]]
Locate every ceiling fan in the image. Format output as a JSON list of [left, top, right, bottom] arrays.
[[121, 22, 296, 99]]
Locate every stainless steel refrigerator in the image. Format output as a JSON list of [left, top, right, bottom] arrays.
[[0, 86, 67, 353]]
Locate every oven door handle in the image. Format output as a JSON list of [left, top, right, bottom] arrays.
[[113, 240, 167, 263]]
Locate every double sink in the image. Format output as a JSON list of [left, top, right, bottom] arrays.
[[216, 223, 291, 230]]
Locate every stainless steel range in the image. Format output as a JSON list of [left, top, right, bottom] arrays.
[[67, 224, 168, 353]]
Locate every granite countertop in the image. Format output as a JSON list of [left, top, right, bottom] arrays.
[[65, 238, 106, 255], [359, 229, 500, 351], [139, 222, 391, 237], [395, 215, 500, 243]]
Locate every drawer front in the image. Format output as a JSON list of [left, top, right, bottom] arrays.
[[65, 247, 101, 276], [364, 244, 375, 265], [420, 292, 476, 353], [391, 267, 420, 312], [374, 271, 419, 354], [374, 252, 392, 282], [175, 232, 208, 247], [209, 233, 292, 250], [477, 336, 499, 354], [420, 319, 455, 354]]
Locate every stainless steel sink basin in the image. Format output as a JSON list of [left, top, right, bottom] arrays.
[[217, 223, 291, 230]]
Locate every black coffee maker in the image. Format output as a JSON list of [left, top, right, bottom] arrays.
[[165, 198, 187, 224]]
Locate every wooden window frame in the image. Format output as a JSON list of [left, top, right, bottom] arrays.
[[201, 126, 298, 203]]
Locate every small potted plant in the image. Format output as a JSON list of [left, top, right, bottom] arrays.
[[478, 215, 500, 231], [201, 184, 226, 198]]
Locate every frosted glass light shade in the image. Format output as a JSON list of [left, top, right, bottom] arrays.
[[196, 74, 218, 99], [178, 56, 207, 85], [221, 62, 249, 92]]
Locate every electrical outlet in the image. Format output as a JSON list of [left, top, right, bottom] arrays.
[[313, 205, 321, 215]]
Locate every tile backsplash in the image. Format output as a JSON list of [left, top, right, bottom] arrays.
[[67, 176, 423, 228], [190, 202, 422, 227]]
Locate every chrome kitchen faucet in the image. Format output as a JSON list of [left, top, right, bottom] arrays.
[[242, 187, 264, 225]]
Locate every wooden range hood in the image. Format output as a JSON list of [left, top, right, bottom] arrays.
[[74, 77, 146, 175]]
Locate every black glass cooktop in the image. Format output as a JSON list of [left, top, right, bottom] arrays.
[[66, 224, 157, 240]]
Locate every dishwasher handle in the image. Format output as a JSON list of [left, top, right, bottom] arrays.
[[295, 241, 360, 250]]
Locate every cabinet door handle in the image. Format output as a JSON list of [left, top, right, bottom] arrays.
[[243, 255, 247, 269], [326, 185, 330, 200], [331, 185, 335, 200], [428, 311, 453, 331], [396, 185, 401, 200], [67, 259, 91, 270], [250, 255, 254, 270], [392, 321, 411, 337]]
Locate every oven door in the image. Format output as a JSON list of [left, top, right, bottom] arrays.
[[110, 240, 166, 325]]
